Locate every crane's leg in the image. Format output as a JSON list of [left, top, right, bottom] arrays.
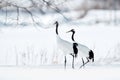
[[70, 53, 75, 69], [72, 55, 74, 69], [64, 56, 67, 69], [82, 58, 85, 67], [86, 57, 89, 61], [79, 57, 89, 69]]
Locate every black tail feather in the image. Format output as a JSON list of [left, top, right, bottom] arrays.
[[89, 50, 94, 62], [92, 58, 94, 62]]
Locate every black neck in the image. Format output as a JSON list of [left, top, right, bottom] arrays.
[[72, 32, 75, 41], [56, 23, 59, 35]]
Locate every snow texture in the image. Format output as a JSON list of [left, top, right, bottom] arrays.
[[0, 66, 120, 80]]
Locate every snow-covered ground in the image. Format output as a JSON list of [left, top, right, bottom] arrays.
[[0, 66, 120, 80]]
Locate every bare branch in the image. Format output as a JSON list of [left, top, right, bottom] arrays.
[[43, 0, 51, 7], [23, 7, 42, 27], [23, 7, 35, 23], [42, 0, 70, 21]]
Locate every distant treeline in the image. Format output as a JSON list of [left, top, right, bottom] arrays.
[[88, 0, 120, 10]]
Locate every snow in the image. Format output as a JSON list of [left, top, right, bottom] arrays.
[[0, 66, 120, 80]]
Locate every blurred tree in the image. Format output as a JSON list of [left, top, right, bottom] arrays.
[[0, 0, 120, 26]]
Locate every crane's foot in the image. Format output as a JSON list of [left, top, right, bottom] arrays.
[[64, 56, 67, 69]]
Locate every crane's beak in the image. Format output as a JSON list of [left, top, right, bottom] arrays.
[[66, 30, 71, 33], [54, 21, 58, 25]]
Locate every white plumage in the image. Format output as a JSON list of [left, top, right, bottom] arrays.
[[54, 21, 74, 69], [77, 43, 90, 57], [56, 35, 73, 55], [67, 29, 94, 68]]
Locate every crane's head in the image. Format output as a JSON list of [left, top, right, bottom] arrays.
[[54, 21, 58, 25], [66, 29, 75, 33]]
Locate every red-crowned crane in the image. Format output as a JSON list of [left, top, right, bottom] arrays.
[[67, 29, 94, 68], [54, 21, 76, 69]]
